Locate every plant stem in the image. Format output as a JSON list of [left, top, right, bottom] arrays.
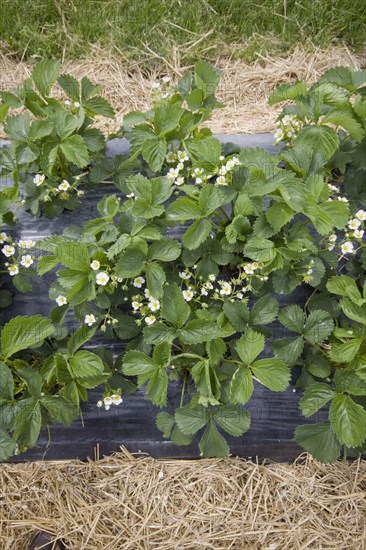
[[180, 370, 187, 407]]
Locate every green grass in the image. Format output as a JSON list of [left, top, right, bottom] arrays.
[[1, 0, 365, 70]]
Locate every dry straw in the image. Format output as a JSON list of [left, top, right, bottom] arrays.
[[1, 45, 364, 138], [0, 449, 365, 549]]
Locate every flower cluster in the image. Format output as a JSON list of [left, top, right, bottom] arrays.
[[97, 393, 122, 411], [151, 75, 171, 101], [1, 233, 36, 277], [324, 209, 365, 257], [131, 279, 161, 325], [274, 114, 302, 144], [32, 174, 84, 202]]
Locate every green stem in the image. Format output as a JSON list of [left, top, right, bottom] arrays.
[[180, 370, 187, 407]]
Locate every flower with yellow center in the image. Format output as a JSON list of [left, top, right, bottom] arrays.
[[96, 272, 110, 286]]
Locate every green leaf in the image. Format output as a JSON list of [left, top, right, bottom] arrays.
[[32, 59, 61, 97], [179, 319, 220, 344], [69, 350, 105, 381], [143, 322, 176, 345], [278, 305, 304, 333], [194, 61, 222, 97], [145, 262, 165, 298], [322, 109, 364, 141], [142, 137, 167, 172], [265, 202, 294, 231], [182, 219, 211, 250], [82, 127, 105, 152], [41, 396, 77, 426], [161, 283, 191, 328], [17, 367, 43, 397], [67, 325, 97, 354], [14, 401, 42, 448], [250, 295, 279, 325], [175, 404, 207, 436], [58, 74, 80, 101], [294, 423, 341, 463], [271, 337, 304, 365], [328, 338, 363, 364], [154, 103, 183, 137], [146, 368, 168, 407], [214, 405, 251, 437], [234, 194, 254, 217], [305, 348, 331, 378], [268, 80, 307, 105], [230, 366, 253, 404], [300, 383, 336, 417], [326, 275, 363, 305], [37, 255, 59, 276], [156, 411, 174, 438], [0, 361, 14, 400], [1, 316, 54, 359], [294, 126, 339, 162], [334, 368, 366, 396], [329, 394, 366, 448], [29, 120, 53, 140], [122, 350, 155, 376], [0, 430, 17, 461], [339, 298, 366, 325], [55, 241, 90, 271], [321, 201, 349, 230], [223, 301, 250, 332], [171, 426, 193, 446], [185, 136, 221, 167], [84, 96, 115, 118], [235, 329, 265, 365], [251, 358, 290, 391], [148, 239, 181, 262], [3, 112, 30, 141], [166, 197, 201, 221], [15, 142, 40, 164], [199, 420, 229, 458], [59, 135, 90, 168], [244, 237, 276, 263], [115, 247, 146, 278], [303, 310, 334, 344], [198, 186, 224, 216]]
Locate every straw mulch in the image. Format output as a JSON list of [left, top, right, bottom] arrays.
[[1, 46, 365, 138], [0, 449, 365, 550]]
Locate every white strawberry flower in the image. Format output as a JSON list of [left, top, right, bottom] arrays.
[[226, 159, 235, 170], [232, 157, 241, 165], [96, 272, 110, 286], [338, 197, 349, 203], [179, 271, 191, 280], [74, 101, 80, 108], [126, 192, 135, 198], [216, 175, 227, 185], [58, 180, 70, 191], [219, 282, 232, 295], [149, 297, 160, 311], [26, 239, 36, 248], [56, 295, 67, 306], [2, 245, 15, 257], [33, 174, 45, 186], [341, 241, 354, 254], [8, 265, 19, 276], [111, 394, 123, 405], [177, 150, 189, 162], [166, 151, 176, 163], [182, 289, 194, 301], [133, 276, 145, 288], [348, 218, 361, 230], [144, 288, 151, 298], [356, 209, 366, 221], [97, 400, 103, 407], [20, 255, 33, 268], [244, 264, 254, 274], [208, 274, 216, 281], [354, 229, 364, 239], [145, 315, 156, 325], [328, 184, 338, 192], [201, 288, 208, 296], [18, 240, 28, 249], [132, 301, 141, 311], [328, 234, 337, 243], [193, 168, 204, 176], [85, 314, 96, 326], [219, 166, 227, 175], [177, 162, 184, 171], [274, 129, 284, 142], [167, 168, 179, 179], [175, 177, 185, 186], [195, 177, 203, 184], [237, 292, 244, 299], [0, 232, 7, 244], [90, 260, 100, 270]]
